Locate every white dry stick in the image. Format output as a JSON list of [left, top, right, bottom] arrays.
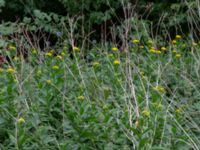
[[126, 52, 140, 127]]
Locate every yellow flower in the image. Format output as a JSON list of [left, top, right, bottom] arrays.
[[8, 45, 16, 51], [45, 52, 53, 57], [112, 47, 118, 51], [31, 48, 37, 54], [175, 54, 181, 58], [149, 48, 161, 54], [149, 49, 156, 53], [172, 40, 177, 44], [175, 35, 182, 39], [142, 109, 150, 117], [161, 47, 166, 51], [139, 45, 144, 49], [52, 65, 59, 70], [175, 108, 182, 114], [6, 67, 16, 74], [46, 79, 52, 84], [17, 117, 25, 124], [78, 95, 84, 100], [153, 85, 166, 93], [56, 55, 63, 60], [155, 50, 161, 54], [113, 60, 121, 65], [92, 62, 100, 67], [61, 52, 65, 56], [147, 40, 153, 45], [73, 47, 80, 52], [172, 49, 177, 53], [132, 39, 139, 43]]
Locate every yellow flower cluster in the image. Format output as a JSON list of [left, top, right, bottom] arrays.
[[113, 59, 121, 65], [8, 45, 16, 51], [139, 45, 144, 49], [6, 67, 16, 74], [45, 52, 53, 57], [56, 55, 63, 60], [172, 49, 177, 53], [172, 40, 177, 44], [171, 49, 181, 58], [175, 54, 181, 58], [73, 47, 80, 52], [92, 61, 100, 67], [31, 48, 37, 54], [44, 50, 66, 60], [112, 47, 118, 51], [175, 108, 182, 114], [18, 117, 25, 124], [132, 39, 139, 43], [61, 52, 65, 56], [78, 95, 85, 100], [175, 35, 182, 39], [161, 47, 167, 51], [170, 35, 182, 45], [52, 65, 59, 70], [149, 47, 161, 54]]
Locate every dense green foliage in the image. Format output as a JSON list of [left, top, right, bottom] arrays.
[[0, 35, 200, 149], [1, 0, 200, 149], [0, 0, 199, 40]]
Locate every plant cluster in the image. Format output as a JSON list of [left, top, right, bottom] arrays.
[[0, 34, 200, 149]]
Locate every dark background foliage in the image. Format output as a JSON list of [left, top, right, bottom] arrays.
[[0, 0, 199, 44]]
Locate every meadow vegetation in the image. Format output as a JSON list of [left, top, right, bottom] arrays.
[[0, 0, 200, 149]]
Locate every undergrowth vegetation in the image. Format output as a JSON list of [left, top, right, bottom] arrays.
[[0, 34, 200, 149], [1, 0, 200, 149]]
